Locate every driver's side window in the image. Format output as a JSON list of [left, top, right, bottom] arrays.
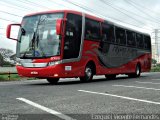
[[63, 13, 82, 59]]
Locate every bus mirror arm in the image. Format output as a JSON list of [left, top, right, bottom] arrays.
[[6, 24, 21, 41]]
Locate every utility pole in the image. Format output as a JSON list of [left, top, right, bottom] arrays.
[[155, 29, 159, 63]]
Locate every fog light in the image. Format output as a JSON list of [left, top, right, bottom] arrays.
[[54, 74, 59, 77]]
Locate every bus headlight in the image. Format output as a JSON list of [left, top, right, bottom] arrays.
[[16, 58, 22, 66], [48, 61, 61, 66], [16, 61, 22, 66]]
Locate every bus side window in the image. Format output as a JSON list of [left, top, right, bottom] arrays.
[[115, 27, 126, 45], [126, 31, 136, 47], [144, 35, 151, 50], [136, 33, 144, 49], [102, 23, 115, 43], [85, 18, 100, 41]]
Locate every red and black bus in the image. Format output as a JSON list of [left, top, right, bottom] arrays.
[[6, 10, 151, 84]]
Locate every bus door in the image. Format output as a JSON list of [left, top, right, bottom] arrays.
[[63, 13, 82, 60]]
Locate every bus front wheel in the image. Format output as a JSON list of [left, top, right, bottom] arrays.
[[80, 64, 93, 82], [47, 78, 59, 84]]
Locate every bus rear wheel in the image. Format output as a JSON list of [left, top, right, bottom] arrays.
[[80, 64, 93, 82], [47, 78, 59, 84], [105, 74, 116, 80], [128, 64, 141, 78]]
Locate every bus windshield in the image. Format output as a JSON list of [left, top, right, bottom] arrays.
[[17, 13, 64, 58]]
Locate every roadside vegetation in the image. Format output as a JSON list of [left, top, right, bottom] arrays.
[[0, 74, 36, 81], [151, 58, 160, 72], [151, 64, 160, 72], [0, 74, 20, 81]]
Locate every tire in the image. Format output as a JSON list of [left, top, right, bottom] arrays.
[[128, 64, 141, 78], [105, 74, 116, 80], [47, 78, 59, 84], [80, 64, 93, 82]]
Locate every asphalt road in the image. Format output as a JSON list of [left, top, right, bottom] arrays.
[[0, 72, 160, 120]]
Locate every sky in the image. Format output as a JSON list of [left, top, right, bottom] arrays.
[[0, 0, 160, 53]]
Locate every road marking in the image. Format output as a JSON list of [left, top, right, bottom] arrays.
[[136, 81, 160, 84], [16, 98, 73, 120], [152, 79, 160, 81], [78, 90, 160, 105], [113, 85, 160, 91]]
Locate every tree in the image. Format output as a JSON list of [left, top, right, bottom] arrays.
[[0, 48, 14, 60], [152, 58, 157, 65], [0, 48, 15, 66]]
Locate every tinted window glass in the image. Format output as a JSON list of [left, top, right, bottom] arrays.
[[64, 13, 82, 59], [126, 31, 136, 47], [144, 35, 151, 50], [85, 18, 100, 40], [102, 22, 115, 43], [115, 27, 126, 45], [136, 33, 144, 48]]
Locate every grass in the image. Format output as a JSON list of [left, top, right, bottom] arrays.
[[0, 74, 36, 81], [151, 66, 160, 72], [0, 74, 20, 81]]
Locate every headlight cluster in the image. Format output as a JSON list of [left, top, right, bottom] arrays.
[[48, 61, 61, 66], [16, 61, 22, 66], [16, 58, 22, 66]]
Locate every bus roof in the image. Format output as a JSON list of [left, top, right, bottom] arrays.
[[25, 10, 150, 36], [24, 10, 104, 22]]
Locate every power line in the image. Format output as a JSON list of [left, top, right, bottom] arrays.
[[24, 0, 50, 9], [16, 0, 50, 10], [0, 18, 19, 23], [100, 0, 154, 26], [101, 0, 160, 25], [0, 0, 36, 12], [124, 0, 160, 23], [0, 1, 32, 13], [0, 10, 22, 17], [128, 0, 160, 17], [48, 0, 72, 9], [64, 0, 153, 31]]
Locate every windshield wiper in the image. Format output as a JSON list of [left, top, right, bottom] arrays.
[[35, 34, 47, 58], [18, 27, 26, 43], [21, 32, 36, 58], [21, 32, 47, 58]]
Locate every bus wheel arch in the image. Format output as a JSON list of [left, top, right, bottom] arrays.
[[80, 61, 96, 82], [47, 78, 60, 85], [128, 62, 141, 78], [136, 62, 141, 77], [87, 61, 96, 75]]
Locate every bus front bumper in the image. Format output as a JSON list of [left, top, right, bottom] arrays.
[[16, 65, 65, 78]]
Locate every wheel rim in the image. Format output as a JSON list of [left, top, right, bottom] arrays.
[[85, 67, 92, 80], [136, 66, 140, 75]]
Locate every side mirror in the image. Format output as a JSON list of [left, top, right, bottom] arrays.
[[56, 19, 67, 35], [56, 19, 63, 35], [6, 24, 21, 41]]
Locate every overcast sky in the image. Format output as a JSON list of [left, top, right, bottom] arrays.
[[0, 0, 160, 53]]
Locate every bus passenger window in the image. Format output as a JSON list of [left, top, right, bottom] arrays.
[[115, 27, 126, 45], [126, 31, 136, 47], [85, 18, 100, 41], [144, 35, 151, 50], [136, 33, 144, 49], [102, 23, 115, 43]]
